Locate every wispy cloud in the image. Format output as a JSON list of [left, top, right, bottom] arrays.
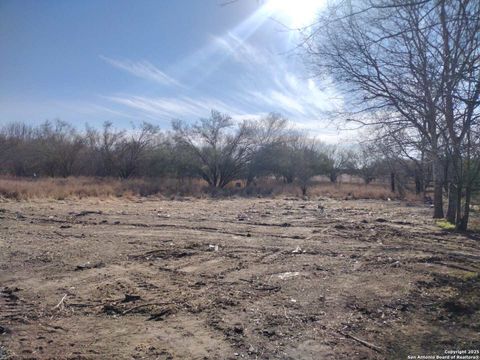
[[214, 32, 268, 65], [99, 8, 344, 140], [100, 55, 182, 87], [0, 98, 135, 127], [104, 94, 247, 121]]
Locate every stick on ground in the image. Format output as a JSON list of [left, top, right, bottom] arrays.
[[53, 294, 67, 310], [336, 330, 383, 354]]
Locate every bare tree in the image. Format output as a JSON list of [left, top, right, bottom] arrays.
[[0, 123, 37, 176], [172, 110, 255, 189], [320, 145, 355, 183], [35, 120, 85, 177], [293, 138, 327, 196], [116, 122, 159, 179], [307, 0, 480, 228]]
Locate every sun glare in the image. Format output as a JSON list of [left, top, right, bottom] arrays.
[[265, 0, 325, 28]]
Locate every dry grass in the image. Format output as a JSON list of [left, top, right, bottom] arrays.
[[235, 178, 410, 201], [308, 181, 400, 200], [0, 176, 409, 201], [0, 177, 202, 200]]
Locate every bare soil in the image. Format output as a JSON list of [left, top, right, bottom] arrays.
[[0, 197, 479, 359]]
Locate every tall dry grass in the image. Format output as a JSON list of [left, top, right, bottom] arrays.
[[0, 176, 203, 200], [235, 178, 408, 200], [0, 176, 410, 201]]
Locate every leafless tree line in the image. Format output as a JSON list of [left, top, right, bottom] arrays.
[[307, 0, 480, 230], [0, 111, 427, 197]]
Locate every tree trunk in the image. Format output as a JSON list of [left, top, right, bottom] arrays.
[[390, 172, 395, 193], [459, 184, 471, 231], [432, 156, 444, 218], [330, 172, 337, 183], [415, 173, 422, 195], [446, 182, 456, 224], [301, 185, 307, 196]]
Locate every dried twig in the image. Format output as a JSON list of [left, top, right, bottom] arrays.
[[336, 330, 383, 353], [122, 302, 174, 315], [53, 294, 67, 310]]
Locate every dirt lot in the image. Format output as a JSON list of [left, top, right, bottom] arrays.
[[0, 197, 479, 359]]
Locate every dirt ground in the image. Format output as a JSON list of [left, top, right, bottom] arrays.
[[0, 197, 479, 359]]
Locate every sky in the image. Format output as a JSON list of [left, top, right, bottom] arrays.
[[0, 0, 344, 142]]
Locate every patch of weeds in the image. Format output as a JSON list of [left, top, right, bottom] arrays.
[[436, 220, 455, 230], [458, 271, 479, 281]]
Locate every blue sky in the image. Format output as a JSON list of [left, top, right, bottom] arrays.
[[0, 0, 343, 141]]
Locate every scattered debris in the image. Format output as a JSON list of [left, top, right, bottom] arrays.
[[122, 302, 175, 315], [277, 271, 300, 280], [336, 330, 383, 354], [75, 261, 105, 271], [122, 294, 142, 303], [53, 294, 67, 310], [292, 246, 302, 254], [233, 324, 244, 334], [208, 244, 219, 252], [2, 198, 479, 358], [262, 328, 276, 337], [72, 210, 102, 217], [148, 308, 174, 321], [103, 304, 122, 315], [0, 325, 10, 335], [2, 287, 20, 302]]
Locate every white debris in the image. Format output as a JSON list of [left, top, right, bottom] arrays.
[[277, 271, 300, 280], [292, 246, 302, 254], [208, 244, 219, 251]]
